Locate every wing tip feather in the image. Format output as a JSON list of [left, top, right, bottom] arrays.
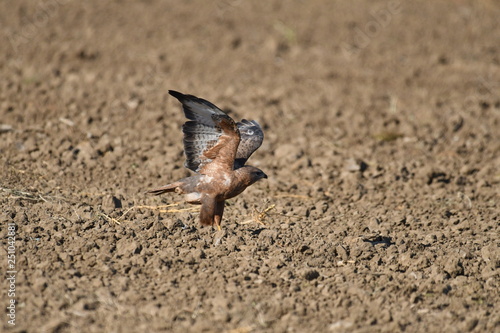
[[168, 90, 185, 100]]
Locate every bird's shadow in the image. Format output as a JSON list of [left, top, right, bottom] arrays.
[[249, 227, 266, 236], [362, 235, 393, 247]]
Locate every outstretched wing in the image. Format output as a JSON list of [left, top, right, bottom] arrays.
[[169, 90, 240, 175], [234, 119, 264, 169]]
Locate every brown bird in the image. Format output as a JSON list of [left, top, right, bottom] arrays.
[[147, 90, 267, 229]]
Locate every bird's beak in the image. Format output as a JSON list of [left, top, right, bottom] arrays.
[[262, 173, 268, 179]]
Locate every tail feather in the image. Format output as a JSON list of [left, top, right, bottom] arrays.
[[145, 182, 181, 196]]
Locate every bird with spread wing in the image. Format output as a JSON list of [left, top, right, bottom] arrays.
[[147, 90, 267, 229]]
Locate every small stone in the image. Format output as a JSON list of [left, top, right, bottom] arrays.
[[444, 258, 464, 278], [101, 195, 122, 213], [464, 318, 479, 332], [336, 245, 349, 261], [344, 158, 368, 172], [0, 124, 13, 133], [116, 239, 142, 256]]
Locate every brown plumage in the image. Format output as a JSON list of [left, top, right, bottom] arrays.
[[147, 90, 267, 229]]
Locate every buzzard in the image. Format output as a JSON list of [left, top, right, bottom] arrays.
[[147, 90, 267, 229]]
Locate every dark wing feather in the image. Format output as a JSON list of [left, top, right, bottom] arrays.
[[169, 90, 240, 175], [234, 119, 264, 169]]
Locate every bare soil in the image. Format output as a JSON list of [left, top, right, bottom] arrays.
[[1, 1, 499, 332]]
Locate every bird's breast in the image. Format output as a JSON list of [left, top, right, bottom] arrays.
[[198, 173, 247, 201]]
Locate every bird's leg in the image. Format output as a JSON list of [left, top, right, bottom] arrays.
[[214, 200, 225, 231], [214, 212, 222, 231], [213, 201, 225, 245]]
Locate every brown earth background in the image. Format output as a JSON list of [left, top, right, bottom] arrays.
[[1, 0, 499, 332]]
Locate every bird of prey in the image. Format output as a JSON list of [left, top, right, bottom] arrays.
[[147, 90, 267, 229]]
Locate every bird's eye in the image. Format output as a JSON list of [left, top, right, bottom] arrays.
[[245, 130, 254, 135]]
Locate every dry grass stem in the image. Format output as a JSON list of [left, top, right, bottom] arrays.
[[273, 194, 311, 200], [1, 186, 50, 202], [99, 202, 198, 225], [239, 204, 276, 225]]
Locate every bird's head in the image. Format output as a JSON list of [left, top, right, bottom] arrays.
[[241, 166, 268, 185]]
